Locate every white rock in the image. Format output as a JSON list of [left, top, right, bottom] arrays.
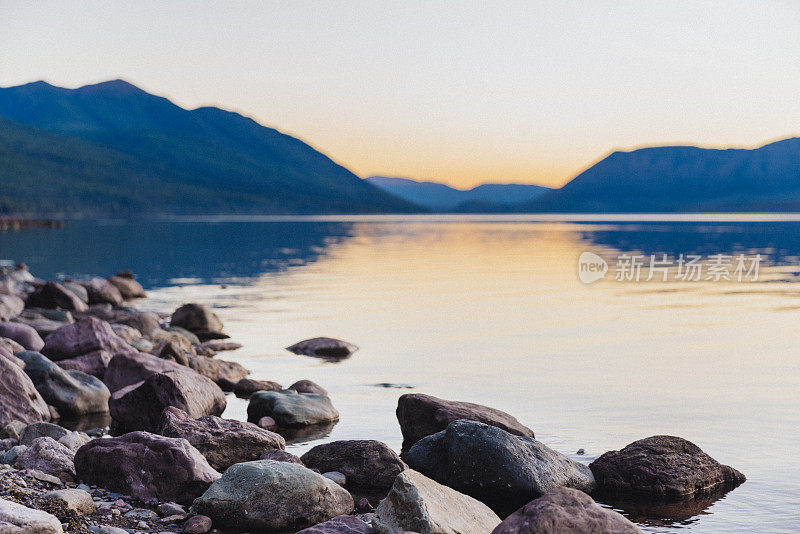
[[0, 497, 63, 533]]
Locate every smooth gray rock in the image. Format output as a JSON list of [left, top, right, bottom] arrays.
[[247, 389, 339, 428], [16, 437, 75, 482], [20, 422, 69, 446], [43, 488, 96, 515], [406, 420, 595, 516], [0, 497, 63, 533], [57, 431, 92, 452], [0, 321, 44, 351], [2, 445, 26, 465], [185, 354, 249, 384], [192, 460, 353, 531], [286, 337, 358, 359]]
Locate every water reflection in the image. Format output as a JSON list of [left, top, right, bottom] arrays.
[[603, 490, 735, 528], [278, 421, 338, 446]]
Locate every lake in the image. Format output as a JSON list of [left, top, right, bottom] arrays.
[[2, 215, 799, 533]]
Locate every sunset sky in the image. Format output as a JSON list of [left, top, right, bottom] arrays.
[[3, 1, 800, 189]]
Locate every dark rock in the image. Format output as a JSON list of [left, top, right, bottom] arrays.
[[75, 431, 220, 504], [42, 317, 134, 361], [16, 436, 75, 481], [260, 449, 304, 464], [492, 487, 642, 534], [109, 323, 142, 344], [396, 393, 535, 450], [115, 269, 136, 279], [183, 514, 212, 534], [170, 304, 226, 341], [0, 349, 50, 425], [78, 278, 123, 306], [589, 435, 746, 501], [0, 321, 43, 350], [233, 377, 282, 397], [0, 294, 24, 321], [297, 515, 375, 534], [157, 340, 191, 366], [20, 421, 69, 446], [216, 377, 236, 392], [247, 389, 339, 428], [186, 354, 248, 384], [286, 337, 358, 360], [109, 368, 226, 433], [26, 281, 88, 312], [103, 350, 184, 393], [55, 350, 114, 379], [158, 406, 284, 471], [107, 275, 146, 300], [289, 379, 328, 395], [301, 440, 405, 492], [406, 420, 595, 516]]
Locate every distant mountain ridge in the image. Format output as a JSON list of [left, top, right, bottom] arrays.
[[365, 176, 550, 211], [0, 79, 419, 215]]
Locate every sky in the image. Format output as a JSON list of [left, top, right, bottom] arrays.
[[2, 1, 800, 189]]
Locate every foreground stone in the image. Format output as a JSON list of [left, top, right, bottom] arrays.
[[41, 317, 133, 361], [247, 389, 339, 428], [0, 321, 44, 351], [109, 369, 226, 433], [75, 431, 220, 504], [406, 420, 595, 515], [0, 350, 50, 426], [372, 469, 500, 534], [170, 304, 227, 341], [157, 406, 285, 471], [396, 393, 535, 450], [492, 487, 642, 534], [301, 440, 405, 492], [16, 437, 75, 481], [193, 460, 353, 531], [0, 497, 63, 533], [297, 515, 375, 534], [286, 337, 358, 359], [589, 435, 746, 501]]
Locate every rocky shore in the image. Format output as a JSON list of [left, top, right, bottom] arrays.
[[0, 263, 746, 533]]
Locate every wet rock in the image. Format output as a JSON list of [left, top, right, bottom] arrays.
[[186, 354, 248, 384], [0, 497, 63, 533], [372, 469, 500, 534], [107, 275, 146, 300], [78, 278, 123, 306], [260, 449, 304, 464], [17, 351, 111, 418], [16, 437, 75, 481], [43, 488, 96, 515], [301, 440, 406, 492], [157, 406, 284, 471], [396, 393, 535, 451], [0, 321, 44, 351], [248, 389, 339, 428], [103, 350, 184, 393], [233, 377, 282, 397], [192, 460, 353, 532], [170, 304, 227, 341], [26, 281, 88, 312], [286, 337, 358, 360], [406, 420, 595, 516], [74, 431, 220, 504], [589, 435, 746, 501], [109, 369, 226, 433], [289, 379, 328, 395], [55, 350, 114, 379], [20, 422, 69, 446], [297, 515, 375, 534], [183, 514, 212, 533], [492, 487, 642, 534], [0, 294, 24, 321], [41, 318, 134, 362], [0, 349, 50, 425]]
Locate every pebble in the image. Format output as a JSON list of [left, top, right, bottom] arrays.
[[183, 514, 213, 534]]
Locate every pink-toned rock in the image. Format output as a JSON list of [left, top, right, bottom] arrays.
[[55, 350, 113, 379], [107, 275, 146, 300], [257, 416, 278, 431], [79, 277, 123, 306], [42, 317, 134, 361], [183, 514, 212, 533], [103, 350, 184, 392], [0, 322, 44, 351], [0, 351, 50, 425]]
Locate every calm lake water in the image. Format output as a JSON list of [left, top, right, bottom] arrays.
[[2, 215, 800, 533]]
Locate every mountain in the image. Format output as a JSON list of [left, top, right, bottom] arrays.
[[0, 79, 419, 215], [365, 176, 550, 211], [524, 138, 800, 212]]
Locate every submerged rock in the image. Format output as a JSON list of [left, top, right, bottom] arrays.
[[26, 281, 88, 312], [0, 321, 44, 351], [247, 389, 339, 428], [41, 317, 134, 361], [372, 469, 500, 534], [301, 440, 406, 492], [286, 337, 358, 360], [0, 497, 63, 533], [589, 435, 746, 501], [406, 420, 595, 516], [170, 303, 227, 341], [0, 350, 50, 426]]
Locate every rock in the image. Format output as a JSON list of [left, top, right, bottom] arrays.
[[372, 469, 500, 534], [170, 304, 227, 341], [0, 337, 24, 356], [247, 389, 339, 428], [186, 354, 248, 384], [109, 324, 142, 344], [289, 379, 328, 395], [16, 437, 75, 482], [257, 416, 278, 431], [589, 435, 747, 501], [286, 337, 358, 359], [41, 318, 134, 362], [297, 515, 375, 534], [95, 527, 128, 534], [0, 294, 24, 321], [0, 350, 50, 426], [216, 376, 236, 392], [157, 502, 186, 516], [78, 278, 123, 306], [0, 321, 44, 351], [124, 508, 158, 520], [164, 326, 201, 345], [74, 431, 220, 504], [192, 460, 353, 531], [2, 445, 26, 465], [396, 393, 535, 450], [107, 275, 146, 300], [43, 488, 96, 515], [16, 351, 110, 418], [198, 341, 242, 352], [115, 312, 161, 337], [0, 438, 16, 452], [406, 420, 595, 516], [301, 440, 405, 492], [103, 350, 184, 393], [20, 422, 69, 446], [183, 515, 212, 533], [151, 330, 197, 355], [492, 487, 642, 534], [233, 377, 282, 397], [57, 431, 92, 452], [157, 340, 191, 366], [1, 420, 26, 440], [109, 369, 226, 433], [0, 497, 63, 533], [61, 282, 89, 304], [260, 449, 304, 464], [12, 316, 69, 339], [323, 471, 347, 486], [55, 350, 113, 379], [26, 281, 88, 312], [157, 406, 284, 471]]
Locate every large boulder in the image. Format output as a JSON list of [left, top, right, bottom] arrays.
[[41, 317, 133, 361], [186, 354, 249, 384], [170, 304, 227, 341], [372, 469, 500, 534], [0, 294, 24, 321], [406, 420, 595, 516], [297, 516, 375, 534], [16, 351, 110, 418], [492, 487, 642, 534], [103, 350, 184, 392], [247, 389, 339, 428], [0, 351, 50, 426], [16, 437, 75, 482], [55, 350, 114, 379], [589, 435, 746, 501], [109, 369, 226, 433], [78, 278, 123, 306], [157, 406, 284, 471], [74, 431, 220, 504], [191, 460, 353, 532], [286, 337, 358, 360], [25, 281, 88, 312], [0, 498, 63, 533], [0, 321, 44, 351], [396, 393, 534, 451], [107, 274, 146, 300], [301, 440, 405, 493]]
